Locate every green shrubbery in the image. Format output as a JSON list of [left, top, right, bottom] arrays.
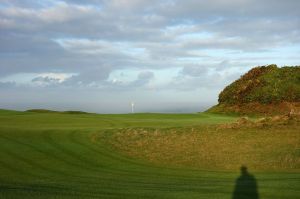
[[219, 65, 300, 104]]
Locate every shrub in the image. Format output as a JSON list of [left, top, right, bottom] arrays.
[[218, 65, 300, 104]]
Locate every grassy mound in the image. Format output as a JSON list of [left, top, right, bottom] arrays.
[[26, 109, 88, 114], [103, 122, 300, 171], [26, 109, 59, 113], [208, 65, 300, 115]]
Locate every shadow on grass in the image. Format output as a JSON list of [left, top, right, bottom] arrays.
[[232, 166, 259, 199]]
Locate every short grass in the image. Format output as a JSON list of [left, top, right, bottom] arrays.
[[0, 109, 299, 198]]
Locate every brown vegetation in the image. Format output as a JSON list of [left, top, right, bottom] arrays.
[[218, 112, 300, 129], [101, 121, 300, 171], [208, 102, 300, 116], [208, 65, 300, 115]]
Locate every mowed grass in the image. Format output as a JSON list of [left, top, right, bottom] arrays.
[[0, 109, 299, 198]]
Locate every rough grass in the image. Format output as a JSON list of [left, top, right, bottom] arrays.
[[219, 65, 300, 104], [0, 109, 299, 198], [103, 122, 300, 171], [106, 125, 300, 171], [207, 101, 300, 116], [209, 65, 300, 115]]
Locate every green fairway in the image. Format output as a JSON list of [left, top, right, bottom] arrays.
[[0, 110, 299, 198]]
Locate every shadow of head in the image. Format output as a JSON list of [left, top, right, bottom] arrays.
[[241, 165, 248, 175]]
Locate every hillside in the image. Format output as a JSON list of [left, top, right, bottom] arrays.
[[208, 65, 300, 115]]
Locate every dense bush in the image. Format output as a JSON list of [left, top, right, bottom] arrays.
[[218, 65, 300, 104]]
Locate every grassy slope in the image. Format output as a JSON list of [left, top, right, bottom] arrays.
[[208, 65, 300, 115], [219, 65, 300, 104], [105, 124, 300, 171], [0, 110, 299, 198]]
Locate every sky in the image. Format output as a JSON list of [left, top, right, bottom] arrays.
[[0, 0, 300, 113]]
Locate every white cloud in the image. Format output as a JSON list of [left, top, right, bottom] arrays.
[[0, 0, 299, 112]]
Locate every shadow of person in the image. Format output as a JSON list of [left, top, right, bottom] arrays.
[[232, 166, 259, 199]]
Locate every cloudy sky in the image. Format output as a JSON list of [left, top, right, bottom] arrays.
[[0, 0, 299, 113]]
